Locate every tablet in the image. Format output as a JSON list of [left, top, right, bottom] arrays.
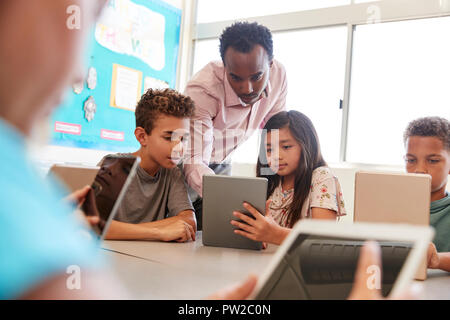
[[353, 171, 431, 280], [354, 171, 430, 225], [202, 175, 268, 250], [81, 155, 140, 240], [250, 220, 434, 300], [48, 164, 100, 194]]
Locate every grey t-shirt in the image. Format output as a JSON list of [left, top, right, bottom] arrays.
[[99, 154, 194, 224]]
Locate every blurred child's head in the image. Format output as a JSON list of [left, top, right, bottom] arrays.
[[257, 111, 327, 226], [404, 117, 450, 200], [134, 89, 195, 169]]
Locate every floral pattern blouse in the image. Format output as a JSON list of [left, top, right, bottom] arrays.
[[268, 166, 346, 228]]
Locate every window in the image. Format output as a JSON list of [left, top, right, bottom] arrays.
[[273, 27, 348, 163], [192, 39, 221, 75], [196, 0, 350, 24], [233, 27, 348, 164], [193, 27, 348, 164], [191, 0, 450, 167], [346, 16, 450, 165]]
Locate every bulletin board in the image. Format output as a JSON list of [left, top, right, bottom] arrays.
[[50, 0, 182, 152]]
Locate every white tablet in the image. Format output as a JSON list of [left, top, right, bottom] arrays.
[[250, 220, 434, 300]]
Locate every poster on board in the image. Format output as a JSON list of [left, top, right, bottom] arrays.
[[51, 0, 181, 152]]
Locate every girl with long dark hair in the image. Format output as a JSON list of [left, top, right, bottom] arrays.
[[231, 111, 346, 245]]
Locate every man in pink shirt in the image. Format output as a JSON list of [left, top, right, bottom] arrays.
[[183, 22, 288, 228]]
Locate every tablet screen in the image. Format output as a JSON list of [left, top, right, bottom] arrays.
[[255, 234, 413, 300], [81, 155, 138, 237]]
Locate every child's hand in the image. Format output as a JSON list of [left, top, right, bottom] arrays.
[[427, 243, 440, 269], [231, 200, 285, 245]]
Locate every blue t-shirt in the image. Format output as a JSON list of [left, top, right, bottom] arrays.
[[0, 118, 103, 299]]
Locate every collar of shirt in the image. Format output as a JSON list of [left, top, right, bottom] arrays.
[[223, 69, 272, 108], [137, 164, 161, 183]]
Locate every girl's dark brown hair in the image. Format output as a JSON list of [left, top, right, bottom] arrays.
[[256, 111, 327, 227]]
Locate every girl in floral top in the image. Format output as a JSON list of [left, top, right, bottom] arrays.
[[231, 111, 346, 246]]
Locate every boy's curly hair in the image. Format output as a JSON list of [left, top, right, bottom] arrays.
[[403, 116, 450, 151], [135, 88, 195, 134]]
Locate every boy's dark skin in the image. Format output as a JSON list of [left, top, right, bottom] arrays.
[[224, 45, 273, 106]]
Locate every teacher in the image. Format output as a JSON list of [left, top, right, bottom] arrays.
[[183, 22, 288, 228]]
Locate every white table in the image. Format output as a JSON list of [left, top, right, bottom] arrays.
[[102, 232, 450, 300], [102, 232, 277, 299], [421, 269, 450, 300]]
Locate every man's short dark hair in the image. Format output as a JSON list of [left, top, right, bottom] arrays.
[[404, 116, 450, 151], [219, 21, 274, 64], [135, 88, 195, 134]]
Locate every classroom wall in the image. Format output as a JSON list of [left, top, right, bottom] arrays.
[[31, 0, 184, 176]]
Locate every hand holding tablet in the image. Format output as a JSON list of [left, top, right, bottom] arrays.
[[249, 220, 434, 300], [231, 200, 289, 246]]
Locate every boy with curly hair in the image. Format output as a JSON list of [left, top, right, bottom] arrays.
[[102, 88, 197, 242], [403, 116, 450, 271]]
